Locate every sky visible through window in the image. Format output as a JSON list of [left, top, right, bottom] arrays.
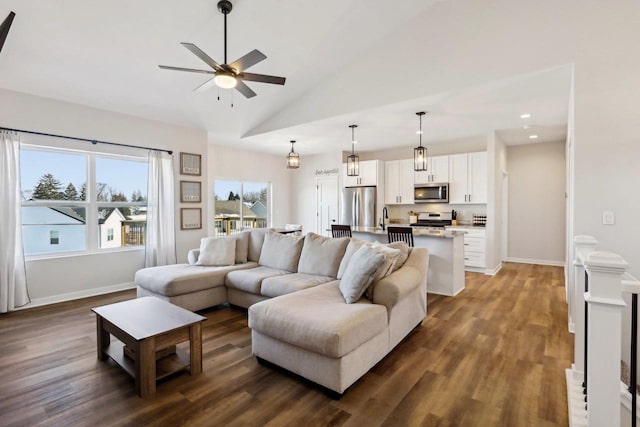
[[215, 180, 267, 200], [20, 150, 148, 201]]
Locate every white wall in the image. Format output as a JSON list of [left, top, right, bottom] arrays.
[[507, 141, 566, 264], [0, 88, 208, 304], [207, 141, 292, 234], [289, 152, 343, 235]]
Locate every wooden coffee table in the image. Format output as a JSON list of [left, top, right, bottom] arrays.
[[92, 296, 206, 397]]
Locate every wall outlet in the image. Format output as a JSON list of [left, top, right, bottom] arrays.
[[602, 211, 615, 225]]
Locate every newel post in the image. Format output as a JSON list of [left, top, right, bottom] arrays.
[[574, 235, 598, 374], [584, 251, 628, 427]]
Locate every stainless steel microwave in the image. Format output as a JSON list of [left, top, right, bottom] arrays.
[[414, 183, 449, 203]]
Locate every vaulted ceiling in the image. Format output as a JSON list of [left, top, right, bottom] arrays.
[[0, 0, 570, 155]]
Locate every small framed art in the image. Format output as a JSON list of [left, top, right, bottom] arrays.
[[181, 208, 202, 230], [180, 180, 201, 203], [180, 152, 202, 176]]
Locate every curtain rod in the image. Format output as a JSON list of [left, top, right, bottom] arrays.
[[0, 126, 173, 155]]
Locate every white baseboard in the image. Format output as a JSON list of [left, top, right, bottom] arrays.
[[485, 263, 502, 276], [504, 257, 565, 267], [16, 282, 136, 310]]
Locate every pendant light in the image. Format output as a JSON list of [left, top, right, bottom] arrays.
[[347, 124, 360, 176], [286, 140, 300, 169], [414, 111, 428, 172]]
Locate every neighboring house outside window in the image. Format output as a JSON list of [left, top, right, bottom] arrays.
[[20, 144, 148, 257], [213, 180, 270, 237]]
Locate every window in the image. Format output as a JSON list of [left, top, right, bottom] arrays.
[[20, 145, 148, 256], [214, 180, 270, 237]]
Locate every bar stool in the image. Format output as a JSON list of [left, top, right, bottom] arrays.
[[331, 224, 352, 238], [387, 226, 414, 247]]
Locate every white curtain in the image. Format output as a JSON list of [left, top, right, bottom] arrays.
[[145, 151, 176, 267], [0, 131, 30, 312]]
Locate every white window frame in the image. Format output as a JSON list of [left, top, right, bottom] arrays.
[[213, 179, 272, 228], [21, 144, 148, 259]]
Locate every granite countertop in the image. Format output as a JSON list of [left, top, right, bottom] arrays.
[[445, 224, 487, 229], [351, 227, 465, 239]]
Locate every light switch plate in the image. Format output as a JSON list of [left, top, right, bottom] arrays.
[[602, 211, 615, 225]]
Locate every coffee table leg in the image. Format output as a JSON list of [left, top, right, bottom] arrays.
[[96, 315, 110, 361], [135, 337, 156, 397], [189, 322, 202, 375]]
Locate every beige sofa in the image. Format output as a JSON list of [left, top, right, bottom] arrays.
[[135, 229, 429, 395]]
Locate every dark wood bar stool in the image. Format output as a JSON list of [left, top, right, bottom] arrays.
[[331, 224, 352, 238], [387, 226, 414, 247]]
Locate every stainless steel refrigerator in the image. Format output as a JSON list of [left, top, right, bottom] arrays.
[[341, 186, 376, 228]]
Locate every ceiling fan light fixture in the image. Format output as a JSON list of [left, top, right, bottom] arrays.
[[214, 73, 237, 89], [347, 124, 360, 177], [286, 140, 300, 169], [414, 111, 428, 172]]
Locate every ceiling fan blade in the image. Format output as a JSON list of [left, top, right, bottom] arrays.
[[193, 77, 219, 92], [229, 49, 266, 73], [238, 72, 286, 85], [158, 65, 215, 75], [181, 42, 223, 71], [235, 80, 257, 98], [0, 11, 16, 54]]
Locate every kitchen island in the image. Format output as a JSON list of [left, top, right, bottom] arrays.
[[351, 227, 465, 297]]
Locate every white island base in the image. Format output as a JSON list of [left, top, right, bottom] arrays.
[[352, 228, 466, 297]]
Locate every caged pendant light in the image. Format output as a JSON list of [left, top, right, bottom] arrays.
[[286, 140, 300, 169], [414, 111, 428, 172], [347, 124, 360, 176]]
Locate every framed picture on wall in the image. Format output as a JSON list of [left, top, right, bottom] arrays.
[[181, 208, 202, 230], [180, 152, 201, 176], [180, 180, 201, 203]]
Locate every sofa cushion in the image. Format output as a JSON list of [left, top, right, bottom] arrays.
[[336, 238, 371, 279], [261, 273, 336, 298], [196, 237, 236, 266], [135, 262, 258, 297], [370, 242, 402, 278], [247, 229, 271, 262], [297, 232, 349, 278], [258, 231, 304, 272], [339, 245, 389, 303], [386, 241, 410, 272], [248, 282, 388, 358], [225, 266, 291, 295]]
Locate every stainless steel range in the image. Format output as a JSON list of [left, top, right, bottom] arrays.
[[410, 211, 452, 228]]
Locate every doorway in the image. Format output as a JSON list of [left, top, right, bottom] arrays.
[[316, 176, 339, 236], [502, 171, 508, 261]]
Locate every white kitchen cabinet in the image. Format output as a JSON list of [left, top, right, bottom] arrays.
[[447, 226, 486, 270], [343, 160, 380, 187], [414, 155, 449, 184], [385, 159, 414, 205], [448, 152, 487, 204]]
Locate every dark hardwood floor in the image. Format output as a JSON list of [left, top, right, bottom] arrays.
[[0, 263, 571, 426]]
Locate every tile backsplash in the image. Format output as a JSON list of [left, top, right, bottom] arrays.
[[386, 203, 487, 224]]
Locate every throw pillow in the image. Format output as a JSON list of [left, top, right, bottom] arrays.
[[258, 231, 305, 272], [196, 237, 236, 266], [387, 241, 410, 272], [246, 228, 271, 262], [297, 232, 349, 278], [339, 245, 388, 304], [233, 232, 250, 264], [336, 238, 372, 279], [371, 242, 402, 279]]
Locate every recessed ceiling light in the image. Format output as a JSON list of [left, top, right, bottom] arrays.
[[529, 134, 539, 139], [520, 113, 532, 119], [523, 125, 530, 130]]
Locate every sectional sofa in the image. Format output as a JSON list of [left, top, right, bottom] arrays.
[[135, 229, 429, 394]]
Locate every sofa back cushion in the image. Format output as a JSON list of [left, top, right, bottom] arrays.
[[246, 228, 271, 262], [195, 237, 236, 266], [297, 232, 349, 278], [258, 231, 304, 272]]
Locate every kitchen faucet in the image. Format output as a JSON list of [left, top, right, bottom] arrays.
[[381, 207, 389, 230]]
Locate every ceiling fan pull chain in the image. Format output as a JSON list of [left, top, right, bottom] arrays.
[[231, 89, 234, 108], [217, 86, 220, 101]]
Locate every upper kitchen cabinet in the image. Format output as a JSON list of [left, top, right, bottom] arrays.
[[414, 155, 449, 184], [385, 159, 414, 205], [343, 160, 382, 187], [449, 152, 487, 204]]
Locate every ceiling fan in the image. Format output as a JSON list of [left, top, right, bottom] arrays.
[[159, 0, 286, 99], [0, 11, 16, 54]]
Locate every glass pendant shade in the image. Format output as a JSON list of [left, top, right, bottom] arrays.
[[214, 73, 237, 89], [347, 154, 359, 176], [286, 140, 300, 169], [414, 145, 428, 171]]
